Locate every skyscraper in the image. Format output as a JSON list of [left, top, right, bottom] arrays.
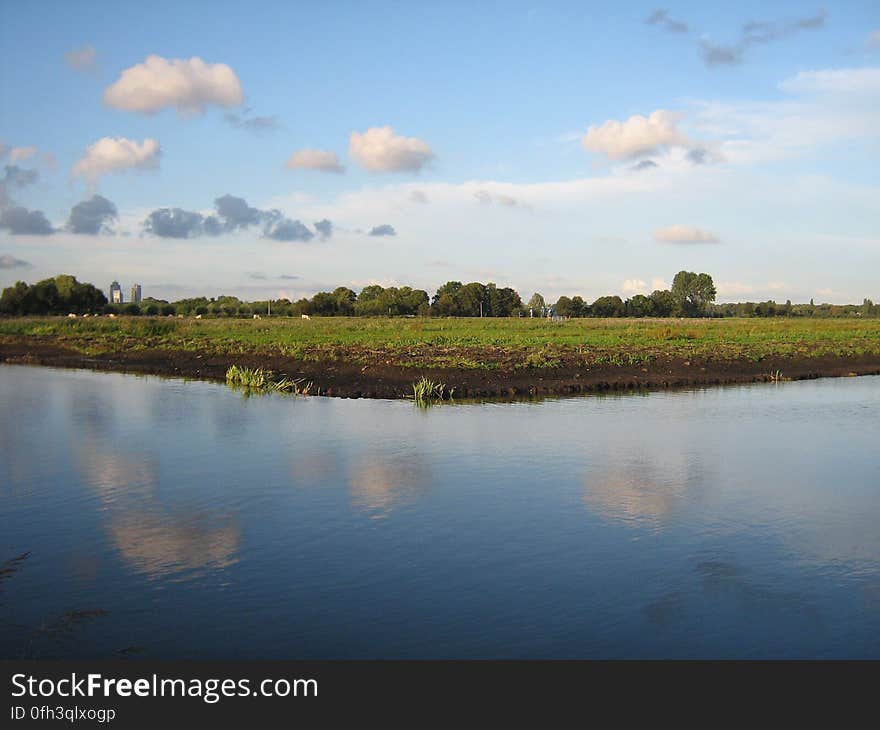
[[130, 284, 142, 304], [110, 281, 123, 304]]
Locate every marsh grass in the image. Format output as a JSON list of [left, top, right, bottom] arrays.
[[226, 365, 313, 395], [412, 376, 451, 403]]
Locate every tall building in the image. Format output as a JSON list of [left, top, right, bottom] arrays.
[[130, 284, 142, 304], [110, 281, 123, 304]]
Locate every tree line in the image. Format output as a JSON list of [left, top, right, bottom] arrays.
[[1, 271, 878, 318]]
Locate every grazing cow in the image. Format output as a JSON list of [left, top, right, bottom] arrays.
[[301, 314, 311, 320], [108, 313, 116, 318], [67, 313, 77, 318], [195, 314, 202, 319], [253, 314, 261, 319]]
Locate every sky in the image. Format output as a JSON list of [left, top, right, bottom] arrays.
[[1, 0, 878, 304]]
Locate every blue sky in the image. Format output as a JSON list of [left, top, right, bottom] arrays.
[[1, 0, 878, 303]]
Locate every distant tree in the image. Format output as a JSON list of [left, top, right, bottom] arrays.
[[123, 303, 141, 316], [671, 271, 716, 316], [591, 295, 625, 317], [0, 281, 29, 315], [554, 296, 575, 317], [571, 296, 588, 317], [332, 287, 357, 315], [626, 294, 654, 317], [527, 293, 546, 315], [310, 291, 338, 316]]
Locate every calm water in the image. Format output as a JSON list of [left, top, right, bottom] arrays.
[[1, 364, 878, 659]]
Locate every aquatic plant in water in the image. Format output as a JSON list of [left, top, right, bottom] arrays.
[[412, 376, 450, 403], [226, 365, 312, 394]]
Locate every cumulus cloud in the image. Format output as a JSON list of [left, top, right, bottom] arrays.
[[0, 254, 31, 269], [143, 208, 206, 239], [700, 10, 827, 66], [408, 189, 429, 204], [368, 224, 396, 237], [645, 9, 689, 33], [621, 278, 648, 295], [142, 194, 322, 243], [654, 224, 718, 243], [286, 148, 345, 173], [314, 219, 333, 239], [224, 108, 278, 133], [0, 207, 55, 235], [474, 189, 492, 204], [583, 110, 691, 160], [214, 194, 263, 230], [65, 45, 97, 72], [72, 137, 161, 183], [631, 159, 659, 171], [349, 126, 434, 172], [621, 276, 673, 294], [103, 55, 244, 116], [67, 195, 118, 235], [264, 218, 314, 242]]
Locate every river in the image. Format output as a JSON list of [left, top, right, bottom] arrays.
[[1, 364, 878, 658]]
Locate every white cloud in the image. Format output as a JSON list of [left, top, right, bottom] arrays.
[[349, 126, 434, 172], [65, 45, 97, 72], [582, 110, 691, 160], [621, 277, 671, 295], [621, 278, 647, 295], [103, 55, 244, 116], [286, 149, 345, 173], [72, 137, 161, 183], [654, 224, 718, 243], [9, 146, 37, 164], [779, 68, 880, 96]]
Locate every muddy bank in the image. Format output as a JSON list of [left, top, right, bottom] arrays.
[[2, 338, 879, 399]]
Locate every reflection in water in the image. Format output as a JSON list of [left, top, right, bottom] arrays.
[[107, 513, 239, 579], [581, 453, 698, 527], [348, 456, 428, 519], [2, 365, 880, 659], [75, 431, 240, 580]]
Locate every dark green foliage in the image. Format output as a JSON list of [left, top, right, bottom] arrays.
[[671, 271, 717, 317], [0, 275, 106, 315]]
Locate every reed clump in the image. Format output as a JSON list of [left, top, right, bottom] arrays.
[[412, 376, 451, 403], [226, 365, 313, 394]]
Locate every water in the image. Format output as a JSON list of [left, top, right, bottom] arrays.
[[1, 364, 878, 659]]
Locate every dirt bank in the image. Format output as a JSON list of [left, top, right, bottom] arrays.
[[2, 338, 879, 398]]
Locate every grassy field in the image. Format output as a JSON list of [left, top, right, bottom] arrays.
[[2, 315, 880, 371]]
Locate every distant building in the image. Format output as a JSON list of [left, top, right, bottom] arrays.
[[110, 281, 123, 304], [130, 284, 142, 304]]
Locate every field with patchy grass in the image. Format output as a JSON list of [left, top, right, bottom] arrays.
[[2, 316, 880, 398]]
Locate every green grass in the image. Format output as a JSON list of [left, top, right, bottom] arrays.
[[226, 364, 313, 394], [412, 376, 451, 403], [3, 315, 880, 372]]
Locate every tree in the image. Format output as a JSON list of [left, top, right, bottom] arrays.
[[626, 294, 654, 317], [671, 271, 716, 317], [332, 287, 357, 316], [591, 295, 625, 317], [527, 293, 546, 315]]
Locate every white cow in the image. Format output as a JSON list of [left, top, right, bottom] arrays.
[[301, 314, 311, 320]]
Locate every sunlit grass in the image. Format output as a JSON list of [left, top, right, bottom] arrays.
[[3, 315, 879, 372]]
